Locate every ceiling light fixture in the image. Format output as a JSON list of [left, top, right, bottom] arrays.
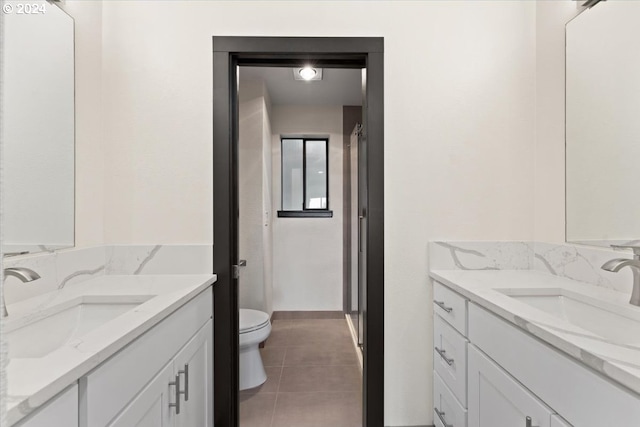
[[293, 67, 323, 81], [299, 67, 316, 80]]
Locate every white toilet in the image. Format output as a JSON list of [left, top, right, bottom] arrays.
[[239, 309, 272, 390]]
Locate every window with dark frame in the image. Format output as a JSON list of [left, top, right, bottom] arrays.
[[278, 137, 332, 218]]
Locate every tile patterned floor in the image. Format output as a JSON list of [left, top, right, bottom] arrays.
[[240, 317, 362, 427]]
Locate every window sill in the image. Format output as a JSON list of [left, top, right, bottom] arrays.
[[277, 211, 333, 218]]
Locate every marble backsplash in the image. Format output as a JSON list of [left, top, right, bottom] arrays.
[[429, 241, 533, 270], [429, 241, 634, 294], [533, 242, 633, 294], [106, 245, 213, 275], [2, 245, 213, 305]]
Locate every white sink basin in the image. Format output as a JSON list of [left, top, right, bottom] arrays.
[[5, 295, 153, 359], [500, 289, 640, 345]]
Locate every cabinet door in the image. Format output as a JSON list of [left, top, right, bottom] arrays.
[[551, 415, 572, 427], [175, 320, 213, 427], [468, 345, 553, 427], [108, 362, 176, 427], [16, 385, 78, 427]]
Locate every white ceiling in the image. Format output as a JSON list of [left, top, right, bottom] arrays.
[[240, 66, 363, 106]]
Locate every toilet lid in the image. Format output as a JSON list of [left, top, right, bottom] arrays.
[[239, 309, 270, 334]]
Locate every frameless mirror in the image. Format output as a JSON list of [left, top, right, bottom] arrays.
[[566, 1, 640, 247], [2, 0, 75, 254]]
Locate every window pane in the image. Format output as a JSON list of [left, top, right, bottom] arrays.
[[305, 140, 327, 209], [282, 139, 304, 210]]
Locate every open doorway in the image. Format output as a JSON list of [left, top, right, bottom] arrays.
[[212, 37, 384, 427], [236, 65, 363, 425]]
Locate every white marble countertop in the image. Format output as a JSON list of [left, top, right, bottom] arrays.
[[430, 269, 640, 396], [4, 274, 217, 426]]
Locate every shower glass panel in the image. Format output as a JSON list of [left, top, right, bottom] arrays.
[[350, 129, 360, 344]]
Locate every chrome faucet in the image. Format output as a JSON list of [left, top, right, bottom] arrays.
[[2, 267, 41, 317], [601, 241, 640, 307]]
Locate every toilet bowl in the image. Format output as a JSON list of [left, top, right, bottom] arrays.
[[239, 309, 272, 391]]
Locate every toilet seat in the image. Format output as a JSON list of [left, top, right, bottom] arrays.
[[239, 309, 270, 334]]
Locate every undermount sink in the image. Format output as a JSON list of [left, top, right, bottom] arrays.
[[5, 295, 153, 359], [499, 289, 640, 345]]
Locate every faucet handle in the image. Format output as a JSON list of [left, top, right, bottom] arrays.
[[611, 240, 640, 258]]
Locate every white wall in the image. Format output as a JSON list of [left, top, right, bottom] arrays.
[[238, 80, 273, 315], [262, 90, 274, 316], [66, 1, 538, 424], [271, 106, 344, 311]]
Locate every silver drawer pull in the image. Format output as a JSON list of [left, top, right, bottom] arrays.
[[178, 364, 190, 401], [169, 374, 181, 414], [526, 416, 538, 427], [435, 407, 453, 427], [435, 347, 455, 366], [434, 300, 453, 313]]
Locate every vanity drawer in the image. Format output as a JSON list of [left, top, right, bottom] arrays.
[[434, 281, 468, 336], [434, 314, 468, 406], [434, 371, 467, 427]]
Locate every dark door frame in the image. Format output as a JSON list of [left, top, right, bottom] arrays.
[[212, 36, 384, 427]]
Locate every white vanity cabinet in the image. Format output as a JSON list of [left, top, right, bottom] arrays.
[[433, 279, 640, 427], [15, 385, 78, 427], [468, 346, 553, 427], [108, 321, 213, 427], [432, 282, 469, 427], [80, 287, 213, 427], [174, 319, 213, 427], [108, 361, 176, 427], [433, 281, 564, 427]]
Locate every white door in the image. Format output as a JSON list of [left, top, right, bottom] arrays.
[[175, 320, 213, 427], [108, 362, 176, 427], [468, 345, 553, 427]]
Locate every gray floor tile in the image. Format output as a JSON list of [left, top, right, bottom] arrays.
[[241, 366, 282, 396], [279, 365, 361, 392], [239, 393, 277, 427], [260, 347, 286, 367], [276, 320, 353, 349], [271, 392, 362, 427], [284, 346, 358, 366], [241, 317, 362, 427]]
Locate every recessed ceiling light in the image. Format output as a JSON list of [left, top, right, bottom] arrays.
[[293, 67, 323, 81], [300, 67, 316, 80]]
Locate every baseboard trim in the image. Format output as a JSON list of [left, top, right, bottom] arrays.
[[385, 425, 433, 427], [271, 310, 344, 320]]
